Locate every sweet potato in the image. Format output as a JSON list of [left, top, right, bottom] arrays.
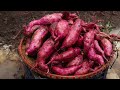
[[83, 30, 95, 54], [88, 47, 105, 65], [26, 25, 48, 56], [94, 40, 108, 61], [35, 58, 49, 72], [87, 46, 99, 60], [66, 55, 83, 67], [101, 38, 113, 56], [49, 52, 59, 65], [54, 20, 69, 42], [75, 35, 84, 47], [35, 38, 58, 72], [94, 55, 105, 65], [24, 13, 63, 36], [47, 47, 81, 65], [37, 38, 56, 59], [61, 19, 83, 49], [52, 64, 82, 75], [74, 61, 90, 75]]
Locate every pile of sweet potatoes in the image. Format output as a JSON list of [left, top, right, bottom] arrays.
[[23, 12, 116, 76]]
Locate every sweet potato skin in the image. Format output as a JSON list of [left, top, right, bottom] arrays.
[[61, 19, 83, 49], [94, 40, 104, 54], [37, 38, 56, 59], [36, 38, 57, 72], [55, 20, 69, 42], [88, 47, 105, 65], [47, 47, 81, 64], [67, 55, 83, 67], [36, 58, 49, 72], [74, 61, 90, 75], [26, 26, 48, 56], [83, 30, 95, 54], [75, 35, 84, 47], [94, 40, 108, 61], [52, 64, 82, 75], [101, 38, 113, 56]]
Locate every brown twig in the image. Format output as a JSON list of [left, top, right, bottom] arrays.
[[12, 29, 22, 39]]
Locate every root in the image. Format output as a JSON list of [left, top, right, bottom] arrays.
[[12, 29, 22, 39], [99, 32, 111, 39], [102, 54, 108, 62]]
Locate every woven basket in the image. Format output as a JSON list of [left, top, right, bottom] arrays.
[[18, 37, 114, 79]]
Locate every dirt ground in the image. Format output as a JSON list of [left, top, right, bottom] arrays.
[[0, 11, 120, 79]]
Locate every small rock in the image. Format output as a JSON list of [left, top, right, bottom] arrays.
[[9, 51, 20, 61], [106, 68, 119, 79], [0, 49, 8, 64]]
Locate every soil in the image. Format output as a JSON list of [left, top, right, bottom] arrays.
[[1, 11, 120, 48], [0, 11, 120, 79]]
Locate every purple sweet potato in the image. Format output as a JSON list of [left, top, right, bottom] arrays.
[[75, 35, 84, 47], [88, 47, 105, 65], [35, 58, 49, 72], [101, 38, 113, 56], [94, 40, 108, 61], [67, 55, 83, 67], [52, 64, 82, 75], [47, 47, 81, 65], [83, 30, 95, 54], [37, 38, 56, 59], [74, 61, 90, 75], [61, 19, 83, 49], [24, 13, 63, 36], [54, 20, 69, 42], [26, 25, 48, 56], [35, 38, 58, 72]]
